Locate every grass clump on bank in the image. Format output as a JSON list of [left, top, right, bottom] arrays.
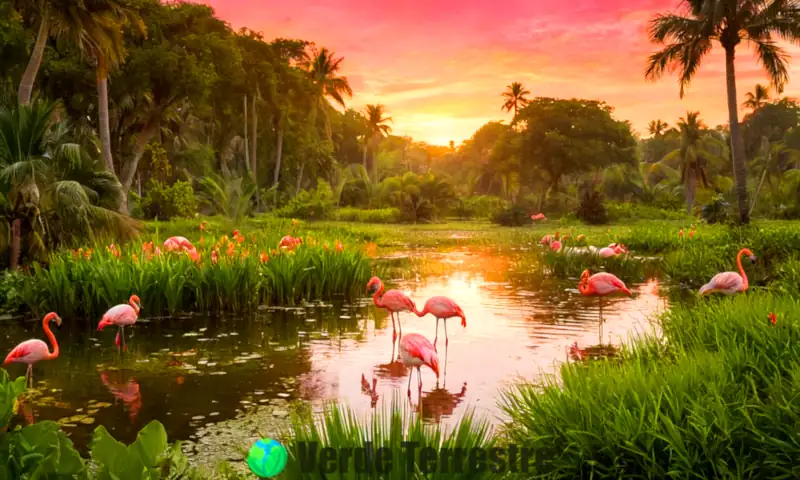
[[500, 292, 800, 478]]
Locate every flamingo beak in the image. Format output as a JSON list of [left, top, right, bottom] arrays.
[[749, 255, 757, 264], [55, 315, 62, 327]]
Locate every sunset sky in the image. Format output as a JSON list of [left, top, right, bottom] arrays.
[[200, 0, 800, 146]]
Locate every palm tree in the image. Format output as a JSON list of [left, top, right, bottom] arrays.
[[364, 104, 392, 184], [743, 84, 771, 111], [304, 47, 353, 140], [653, 112, 722, 214], [645, 0, 800, 224], [501, 82, 531, 118], [0, 100, 133, 268], [647, 119, 669, 137]]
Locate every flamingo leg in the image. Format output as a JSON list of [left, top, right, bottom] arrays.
[[434, 318, 439, 348], [26, 364, 33, 389], [598, 298, 604, 345], [121, 326, 127, 352], [407, 369, 413, 397], [397, 312, 402, 336], [444, 319, 449, 347], [417, 367, 422, 397], [391, 311, 397, 332]]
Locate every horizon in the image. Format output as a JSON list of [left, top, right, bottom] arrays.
[[197, 0, 800, 146]]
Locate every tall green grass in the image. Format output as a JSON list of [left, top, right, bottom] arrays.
[[500, 292, 800, 478], [284, 395, 499, 479], [17, 235, 374, 319]]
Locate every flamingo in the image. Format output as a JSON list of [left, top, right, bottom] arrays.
[[578, 270, 632, 344], [367, 277, 419, 336], [279, 235, 302, 250], [100, 370, 142, 422], [4, 313, 62, 388], [699, 248, 757, 296], [97, 295, 142, 351], [597, 244, 627, 258], [531, 213, 547, 221], [551, 240, 562, 252], [416, 296, 466, 348], [164, 236, 194, 252], [399, 333, 439, 398]]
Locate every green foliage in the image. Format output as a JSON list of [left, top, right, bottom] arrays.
[[491, 204, 530, 226], [606, 202, 687, 221], [0, 270, 25, 314], [576, 189, 608, 225], [700, 195, 730, 224], [501, 292, 800, 478], [0, 369, 25, 429], [453, 195, 508, 219], [1, 421, 87, 479], [285, 394, 498, 479], [141, 180, 197, 220], [274, 181, 335, 220], [334, 207, 402, 224], [377, 172, 455, 223]]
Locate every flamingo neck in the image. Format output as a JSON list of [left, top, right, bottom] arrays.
[[129, 299, 140, 315], [737, 249, 749, 291], [42, 317, 59, 360], [578, 279, 591, 295], [372, 283, 385, 308]]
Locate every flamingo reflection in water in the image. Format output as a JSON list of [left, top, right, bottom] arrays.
[[360, 374, 379, 408], [372, 334, 409, 381], [100, 370, 142, 423]]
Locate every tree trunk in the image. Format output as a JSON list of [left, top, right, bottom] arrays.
[[272, 121, 283, 187], [97, 62, 115, 173], [750, 167, 768, 216], [361, 136, 368, 171], [251, 93, 259, 210], [18, 13, 50, 106], [296, 163, 305, 196], [685, 168, 696, 215], [9, 218, 21, 270], [371, 134, 378, 184], [118, 116, 160, 214], [243, 95, 250, 171], [724, 47, 750, 224]]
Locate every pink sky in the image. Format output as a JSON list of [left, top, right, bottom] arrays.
[[198, 0, 800, 145]]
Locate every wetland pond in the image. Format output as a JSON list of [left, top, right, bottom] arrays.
[[1, 246, 667, 468]]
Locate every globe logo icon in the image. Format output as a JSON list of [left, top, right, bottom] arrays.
[[247, 438, 287, 478]]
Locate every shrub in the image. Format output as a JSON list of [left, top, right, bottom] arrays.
[[339, 178, 370, 208], [334, 207, 402, 223], [606, 202, 688, 221], [491, 204, 530, 226], [274, 181, 335, 220], [453, 195, 508, 219], [701, 195, 731, 224], [576, 189, 608, 224], [141, 180, 197, 220]]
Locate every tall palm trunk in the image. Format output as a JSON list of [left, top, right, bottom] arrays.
[[251, 92, 259, 209], [97, 59, 115, 173], [685, 168, 696, 214], [243, 95, 250, 171], [18, 13, 50, 106], [118, 115, 160, 214], [272, 119, 283, 187], [9, 218, 21, 269], [361, 136, 368, 171], [370, 134, 378, 184], [296, 163, 305, 196], [724, 47, 750, 224]]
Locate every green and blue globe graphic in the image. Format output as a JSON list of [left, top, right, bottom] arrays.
[[247, 438, 287, 478]]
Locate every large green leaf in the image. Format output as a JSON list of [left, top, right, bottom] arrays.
[[90, 425, 147, 480], [131, 420, 168, 470]]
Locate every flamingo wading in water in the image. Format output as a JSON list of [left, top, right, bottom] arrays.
[[699, 248, 757, 296], [416, 296, 466, 348], [399, 333, 439, 398], [4, 313, 62, 388], [578, 270, 632, 344], [98, 295, 142, 351], [367, 277, 419, 336]]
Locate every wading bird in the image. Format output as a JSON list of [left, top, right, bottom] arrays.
[[531, 213, 547, 221], [367, 277, 419, 336], [4, 313, 62, 388], [399, 333, 439, 398], [98, 295, 142, 351], [699, 248, 757, 296], [164, 236, 194, 252], [578, 270, 632, 344], [416, 296, 466, 348]]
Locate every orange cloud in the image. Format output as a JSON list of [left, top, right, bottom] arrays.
[[199, 0, 800, 144]]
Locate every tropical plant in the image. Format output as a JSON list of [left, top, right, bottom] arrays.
[[0, 100, 135, 268], [646, 0, 800, 224], [364, 104, 392, 183], [196, 173, 256, 222], [501, 81, 531, 119], [647, 119, 669, 136], [743, 83, 771, 111], [303, 47, 353, 139]]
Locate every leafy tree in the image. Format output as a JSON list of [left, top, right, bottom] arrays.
[[501, 82, 530, 119], [743, 83, 771, 111], [516, 98, 637, 207], [303, 47, 352, 140], [646, 0, 800, 224], [647, 119, 669, 137], [364, 104, 392, 183]]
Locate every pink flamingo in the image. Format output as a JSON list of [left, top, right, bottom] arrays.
[[416, 296, 466, 348], [367, 277, 419, 336], [699, 248, 756, 296], [279, 235, 302, 250], [4, 313, 62, 388], [164, 236, 194, 252], [597, 244, 627, 258], [531, 213, 547, 221], [399, 333, 439, 398], [360, 374, 379, 408], [578, 270, 632, 344], [97, 295, 142, 351], [100, 370, 142, 422]]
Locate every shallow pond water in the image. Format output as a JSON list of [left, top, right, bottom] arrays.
[[1, 247, 666, 462]]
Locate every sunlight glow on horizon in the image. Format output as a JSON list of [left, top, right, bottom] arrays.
[[198, 0, 800, 146]]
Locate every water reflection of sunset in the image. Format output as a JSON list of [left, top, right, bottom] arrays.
[[299, 247, 665, 425]]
